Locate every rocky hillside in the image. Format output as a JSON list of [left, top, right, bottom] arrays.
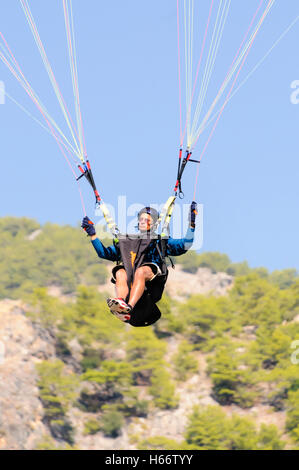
[[0, 266, 297, 451], [0, 300, 53, 449], [0, 267, 232, 450]]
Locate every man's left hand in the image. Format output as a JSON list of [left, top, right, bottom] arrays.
[[189, 201, 197, 228]]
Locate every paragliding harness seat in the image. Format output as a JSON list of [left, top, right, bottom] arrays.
[[111, 234, 169, 327]]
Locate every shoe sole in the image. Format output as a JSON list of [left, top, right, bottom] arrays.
[[107, 299, 131, 322]]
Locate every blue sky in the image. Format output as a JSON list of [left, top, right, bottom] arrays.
[[0, 0, 299, 272]]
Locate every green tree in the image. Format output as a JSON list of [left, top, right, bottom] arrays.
[[178, 251, 201, 274], [208, 343, 256, 407], [185, 406, 285, 450], [36, 360, 79, 444], [227, 415, 258, 450], [83, 419, 101, 435], [179, 295, 233, 348], [154, 295, 185, 335], [286, 389, 299, 443], [27, 287, 64, 329], [226, 261, 250, 277], [100, 409, 124, 438], [149, 367, 179, 410], [83, 360, 133, 392], [59, 286, 124, 346], [248, 326, 294, 371], [269, 269, 298, 289], [257, 424, 285, 450], [138, 436, 189, 450], [35, 435, 74, 450], [197, 252, 231, 273], [126, 328, 166, 384], [261, 364, 299, 411], [185, 406, 230, 450], [173, 341, 198, 381], [82, 264, 108, 286], [0, 218, 110, 299], [80, 348, 106, 372], [230, 274, 283, 327]]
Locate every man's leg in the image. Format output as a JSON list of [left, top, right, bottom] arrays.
[[107, 268, 131, 321], [107, 266, 153, 322], [128, 266, 154, 308], [115, 268, 129, 300]]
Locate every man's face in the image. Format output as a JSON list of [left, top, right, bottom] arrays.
[[138, 213, 153, 232]]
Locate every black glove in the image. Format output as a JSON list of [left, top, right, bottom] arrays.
[[189, 201, 197, 228], [81, 216, 96, 236]]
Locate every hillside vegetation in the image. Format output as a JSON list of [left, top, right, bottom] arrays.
[[0, 217, 299, 450]]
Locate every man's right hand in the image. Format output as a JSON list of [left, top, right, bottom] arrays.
[[81, 216, 96, 237]]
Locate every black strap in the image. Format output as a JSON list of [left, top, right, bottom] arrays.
[[77, 160, 101, 204], [113, 238, 121, 265], [156, 236, 165, 263], [174, 149, 200, 198], [156, 235, 174, 271]]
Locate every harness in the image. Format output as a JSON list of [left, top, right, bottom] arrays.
[[113, 233, 170, 288], [112, 233, 170, 327]]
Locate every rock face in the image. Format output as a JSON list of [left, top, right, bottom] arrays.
[[0, 268, 235, 450], [166, 266, 233, 300], [0, 299, 217, 451], [0, 271, 290, 450], [0, 268, 233, 450], [0, 300, 56, 450]]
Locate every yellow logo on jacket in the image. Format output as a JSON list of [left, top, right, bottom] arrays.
[[130, 251, 136, 267]]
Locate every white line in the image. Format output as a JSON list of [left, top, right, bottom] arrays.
[[200, 14, 299, 135]]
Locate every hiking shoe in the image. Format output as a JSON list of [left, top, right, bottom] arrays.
[[107, 298, 132, 322]]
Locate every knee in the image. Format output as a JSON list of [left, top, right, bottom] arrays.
[[134, 267, 147, 279], [135, 266, 151, 280], [116, 268, 127, 282]]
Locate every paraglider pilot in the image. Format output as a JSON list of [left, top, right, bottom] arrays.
[[81, 202, 197, 327]]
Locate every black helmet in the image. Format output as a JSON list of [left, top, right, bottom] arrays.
[[138, 207, 159, 225]]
